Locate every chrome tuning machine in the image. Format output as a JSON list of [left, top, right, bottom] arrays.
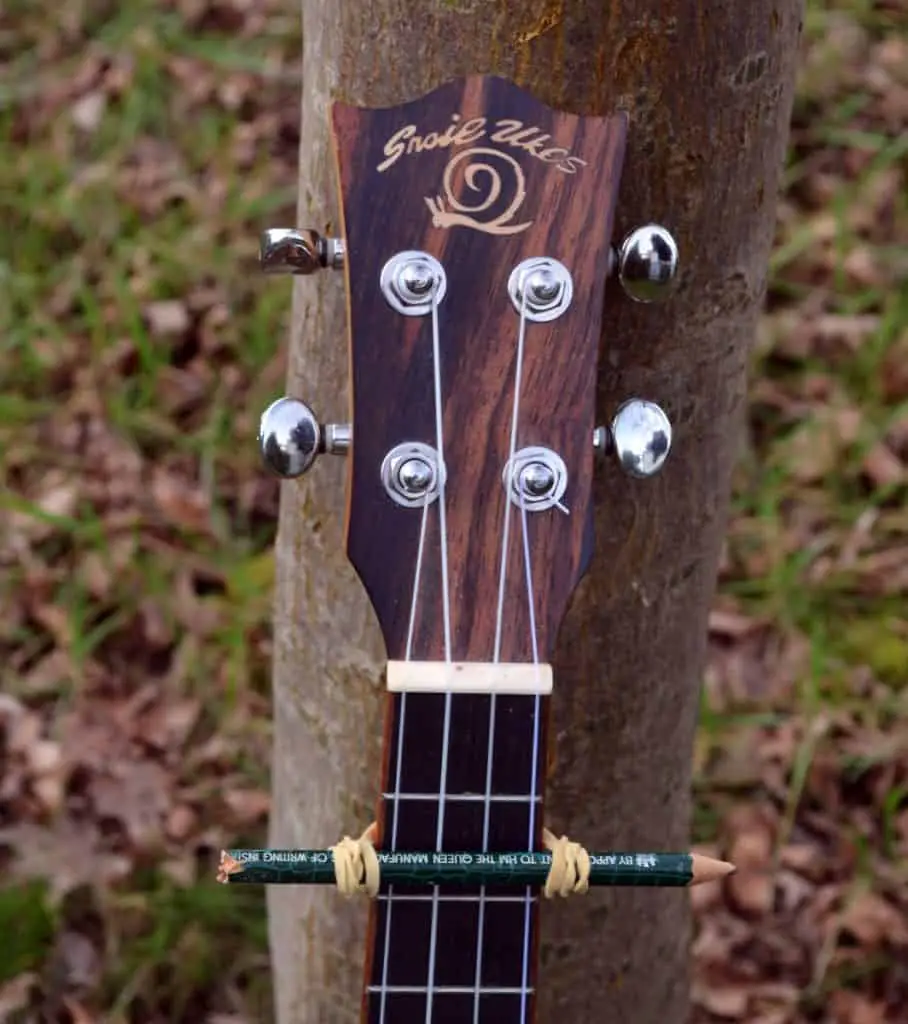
[[594, 400, 672, 479], [260, 228, 345, 275], [609, 224, 679, 303], [259, 397, 351, 478]]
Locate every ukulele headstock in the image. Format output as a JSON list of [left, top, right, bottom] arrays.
[[258, 75, 679, 674]]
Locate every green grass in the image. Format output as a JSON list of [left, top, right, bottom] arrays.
[[0, 881, 56, 983]]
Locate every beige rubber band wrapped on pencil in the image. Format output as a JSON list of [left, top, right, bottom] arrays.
[[328, 823, 591, 899]]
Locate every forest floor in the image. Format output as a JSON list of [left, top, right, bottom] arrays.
[[1, 1, 906, 1022]]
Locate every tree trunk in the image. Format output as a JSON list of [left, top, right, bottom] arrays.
[[268, 3, 804, 1023]]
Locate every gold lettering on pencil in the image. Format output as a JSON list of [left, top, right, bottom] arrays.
[[376, 113, 586, 236]]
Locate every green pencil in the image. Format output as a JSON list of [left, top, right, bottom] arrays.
[[218, 848, 734, 888]]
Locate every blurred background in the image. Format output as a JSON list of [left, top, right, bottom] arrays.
[[0, 1, 905, 1022]]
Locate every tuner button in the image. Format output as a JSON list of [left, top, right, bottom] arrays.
[[615, 224, 679, 303], [259, 397, 351, 478], [260, 228, 345, 275], [610, 400, 672, 478]]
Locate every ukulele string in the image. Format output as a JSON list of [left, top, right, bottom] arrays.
[[405, 500, 431, 663], [519, 498, 540, 666], [492, 282, 529, 662], [380, 283, 454, 1024], [425, 287, 455, 1024], [432, 288, 454, 663], [377, 495, 432, 1024], [473, 286, 535, 1022], [519, 496, 541, 1021]]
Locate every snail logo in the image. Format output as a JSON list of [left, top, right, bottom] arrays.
[[424, 147, 532, 236]]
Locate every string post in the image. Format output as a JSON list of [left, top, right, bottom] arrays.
[[507, 256, 573, 321], [380, 249, 447, 316], [381, 442, 445, 508], [502, 446, 569, 514]]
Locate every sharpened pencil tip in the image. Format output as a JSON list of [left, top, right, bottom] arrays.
[[690, 853, 736, 885], [217, 850, 241, 884]]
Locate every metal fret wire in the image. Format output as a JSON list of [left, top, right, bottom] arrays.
[[369, 986, 534, 995], [381, 792, 542, 802], [377, 894, 539, 904]]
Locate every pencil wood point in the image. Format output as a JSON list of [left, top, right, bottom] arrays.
[[217, 851, 241, 885], [689, 853, 736, 885]]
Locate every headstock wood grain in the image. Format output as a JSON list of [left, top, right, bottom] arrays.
[[259, 74, 678, 1024]]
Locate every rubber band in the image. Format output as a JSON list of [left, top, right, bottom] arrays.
[[330, 822, 380, 898], [542, 827, 591, 898], [325, 823, 589, 900]]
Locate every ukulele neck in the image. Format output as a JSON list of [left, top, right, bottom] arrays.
[[364, 689, 549, 1022]]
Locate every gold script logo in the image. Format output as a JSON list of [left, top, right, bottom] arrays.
[[376, 114, 586, 237]]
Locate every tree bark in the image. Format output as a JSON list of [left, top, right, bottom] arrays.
[[268, 3, 804, 1023]]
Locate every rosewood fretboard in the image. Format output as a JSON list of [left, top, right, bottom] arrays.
[[363, 692, 548, 1022]]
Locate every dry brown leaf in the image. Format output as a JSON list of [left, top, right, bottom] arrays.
[[709, 607, 766, 639], [18, 650, 77, 696], [165, 804, 198, 840], [695, 985, 750, 1019], [78, 551, 114, 598], [222, 787, 271, 825], [139, 600, 174, 649], [155, 365, 209, 415], [50, 931, 102, 997], [727, 869, 775, 919], [0, 821, 131, 897], [29, 601, 72, 647], [144, 299, 191, 338], [839, 891, 908, 947], [724, 806, 777, 917], [0, 974, 37, 1018], [779, 843, 827, 882], [161, 855, 197, 887], [137, 696, 202, 752], [90, 760, 173, 851], [852, 546, 908, 596], [70, 90, 106, 132], [782, 407, 862, 484], [151, 468, 213, 533], [880, 331, 908, 404], [828, 990, 888, 1024], [62, 997, 99, 1024], [5, 472, 80, 549], [862, 443, 905, 488], [817, 314, 880, 351]]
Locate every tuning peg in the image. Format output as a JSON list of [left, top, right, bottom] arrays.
[[610, 224, 679, 303], [260, 228, 345, 275], [259, 397, 351, 478], [594, 400, 672, 478]]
